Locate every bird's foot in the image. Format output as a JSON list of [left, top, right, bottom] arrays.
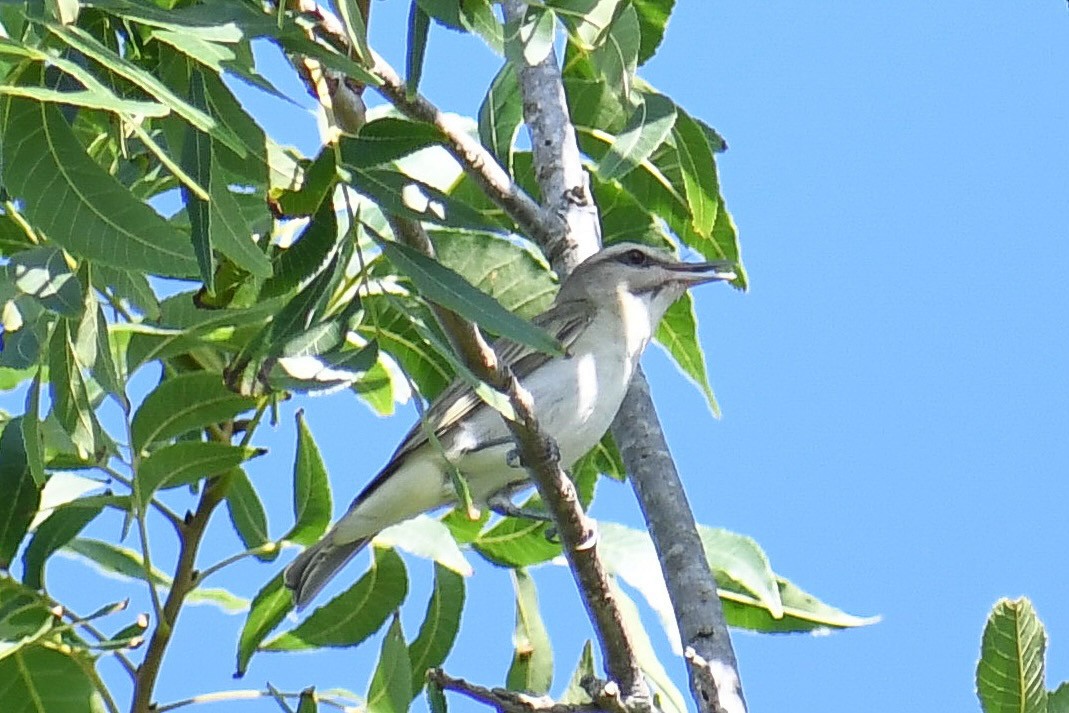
[[505, 438, 561, 469], [487, 491, 553, 523]]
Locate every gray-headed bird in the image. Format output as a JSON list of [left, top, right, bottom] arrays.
[[285, 242, 736, 607]]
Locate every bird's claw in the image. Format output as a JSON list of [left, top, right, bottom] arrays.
[[505, 439, 561, 469]]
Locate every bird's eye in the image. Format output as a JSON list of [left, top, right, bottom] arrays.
[[624, 249, 647, 266]]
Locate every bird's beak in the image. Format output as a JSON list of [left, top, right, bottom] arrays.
[[666, 260, 737, 285]]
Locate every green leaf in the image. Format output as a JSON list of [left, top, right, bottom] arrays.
[[21, 497, 105, 590], [91, 265, 160, 320], [236, 571, 292, 677], [22, 371, 45, 487], [137, 442, 262, 507], [82, 289, 128, 412], [671, 108, 719, 237], [590, 3, 639, 100], [655, 293, 719, 417], [426, 678, 447, 713], [0, 299, 47, 370], [210, 162, 273, 278], [406, 2, 431, 98], [5, 247, 82, 317], [376, 516, 472, 578], [338, 118, 443, 169], [632, 0, 674, 65], [63, 538, 249, 612], [598, 92, 676, 181], [559, 640, 595, 705], [130, 371, 257, 453], [337, 0, 373, 64], [1, 97, 198, 277], [270, 341, 379, 394], [0, 83, 168, 116], [265, 547, 407, 650], [367, 615, 412, 713], [0, 418, 41, 569], [262, 195, 339, 299], [283, 412, 333, 546], [381, 241, 560, 355], [473, 506, 560, 568], [976, 597, 1048, 713], [224, 467, 273, 557], [344, 167, 501, 231], [182, 68, 215, 289], [478, 63, 522, 172], [44, 23, 245, 155], [359, 296, 453, 400], [0, 646, 107, 713], [610, 581, 687, 713], [721, 575, 878, 632], [506, 569, 552, 694], [295, 688, 318, 713], [48, 323, 105, 462], [1048, 683, 1069, 713], [505, 6, 556, 66], [430, 230, 557, 318], [0, 579, 55, 661], [407, 564, 465, 698], [267, 148, 337, 219]]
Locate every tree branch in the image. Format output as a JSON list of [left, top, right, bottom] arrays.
[[497, 2, 747, 712], [612, 374, 747, 713], [428, 668, 600, 713]]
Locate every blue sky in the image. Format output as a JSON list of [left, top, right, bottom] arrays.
[[7, 2, 1069, 712]]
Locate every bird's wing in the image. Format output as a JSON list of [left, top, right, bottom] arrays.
[[379, 297, 595, 469]]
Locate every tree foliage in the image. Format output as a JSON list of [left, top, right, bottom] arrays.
[[0, 1, 869, 711]]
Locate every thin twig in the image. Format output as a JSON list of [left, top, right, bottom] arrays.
[[155, 688, 356, 712], [428, 668, 595, 713], [100, 464, 184, 534], [196, 543, 279, 584]]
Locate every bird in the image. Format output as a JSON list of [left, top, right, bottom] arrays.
[[284, 241, 737, 607]]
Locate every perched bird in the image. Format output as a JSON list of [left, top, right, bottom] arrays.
[[284, 242, 736, 607]]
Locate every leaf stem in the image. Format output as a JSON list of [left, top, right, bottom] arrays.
[[154, 688, 356, 712], [100, 463, 184, 534], [196, 542, 279, 584]]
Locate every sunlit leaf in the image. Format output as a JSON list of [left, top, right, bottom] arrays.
[[0, 646, 107, 713], [265, 547, 407, 650], [589, 3, 639, 100], [283, 412, 333, 546], [5, 248, 82, 317], [130, 371, 257, 453], [224, 467, 273, 559], [407, 564, 465, 698], [655, 293, 720, 417], [478, 63, 521, 172], [597, 92, 676, 181], [672, 107, 719, 237], [506, 569, 552, 694], [338, 118, 443, 169], [375, 516, 472, 578], [21, 496, 106, 590], [610, 581, 687, 713], [137, 441, 262, 508], [505, 5, 556, 66], [976, 598, 1047, 713], [236, 571, 292, 677], [367, 615, 412, 713]]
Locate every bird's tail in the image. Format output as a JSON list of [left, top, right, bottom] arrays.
[[284, 535, 370, 609]]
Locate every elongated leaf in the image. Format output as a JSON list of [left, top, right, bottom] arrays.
[[976, 598, 1048, 713], [430, 230, 557, 317], [130, 371, 257, 453], [182, 68, 214, 288], [721, 575, 878, 632], [559, 640, 595, 705], [632, 0, 674, 65], [236, 571, 292, 677], [22, 372, 45, 487], [0, 418, 40, 569], [45, 23, 245, 154], [506, 569, 552, 694], [48, 322, 104, 461], [381, 241, 560, 355], [5, 247, 82, 317], [407, 564, 464, 698], [598, 92, 676, 180], [473, 506, 559, 568], [1, 97, 198, 277], [265, 547, 407, 650], [21, 497, 106, 590], [0, 646, 107, 713], [83, 290, 128, 412], [672, 108, 719, 237], [137, 442, 262, 508], [267, 149, 337, 219], [345, 167, 501, 231], [505, 6, 555, 66], [0, 84, 167, 116], [224, 468, 272, 556], [367, 616, 412, 713], [590, 3, 639, 100], [1049, 683, 1069, 713], [406, 2, 431, 97], [91, 265, 159, 320], [337, 0, 373, 63], [63, 538, 248, 612], [210, 163, 273, 278], [338, 118, 443, 169], [283, 412, 332, 546], [262, 194, 339, 299], [478, 63, 522, 170], [0, 579, 55, 662], [376, 516, 472, 577], [359, 295, 453, 399], [611, 581, 687, 713], [655, 293, 719, 417]]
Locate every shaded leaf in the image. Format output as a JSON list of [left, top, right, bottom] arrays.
[[672, 107, 719, 237], [367, 615, 412, 713], [267, 149, 337, 219], [130, 371, 257, 453], [338, 118, 442, 169], [265, 547, 407, 650], [590, 3, 639, 100], [381, 241, 560, 355], [0, 646, 107, 713], [224, 468, 273, 558], [236, 571, 291, 677], [506, 569, 552, 694], [5, 248, 82, 317], [182, 67, 215, 289], [1, 97, 197, 277], [22, 372, 45, 487], [0, 418, 40, 569], [473, 507, 560, 568], [48, 320, 105, 462], [655, 293, 720, 417], [283, 412, 333, 546], [976, 597, 1047, 713], [505, 6, 556, 67], [407, 2, 431, 97], [344, 167, 501, 231], [376, 516, 472, 578], [211, 163, 273, 278], [137, 442, 262, 508], [559, 640, 595, 705], [632, 0, 674, 65], [21, 497, 106, 590], [598, 92, 676, 181], [478, 63, 521, 171], [407, 564, 464, 698]]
